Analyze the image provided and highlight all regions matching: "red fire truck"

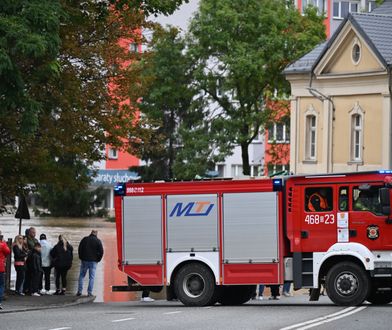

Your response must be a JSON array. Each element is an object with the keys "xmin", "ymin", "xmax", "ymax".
[{"xmin": 113, "ymin": 171, "xmax": 392, "ymax": 307}]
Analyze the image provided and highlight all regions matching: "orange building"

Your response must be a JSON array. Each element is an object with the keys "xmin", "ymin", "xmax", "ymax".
[{"xmin": 264, "ymin": 100, "xmax": 291, "ymax": 176}]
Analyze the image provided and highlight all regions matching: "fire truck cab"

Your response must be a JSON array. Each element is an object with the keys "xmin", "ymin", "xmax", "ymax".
[{"xmin": 113, "ymin": 171, "xmax": 392, "ymax": 306}]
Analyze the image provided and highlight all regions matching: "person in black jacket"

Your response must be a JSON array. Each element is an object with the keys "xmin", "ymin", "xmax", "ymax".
[
  {"xmin": 50, "ymin": 235, "xmax": 73, "ymax": 295},
  {"xmin": 12, "ymin": 235, "xmax": 28, "ymax": 295},
  {"xmin": 77, "ymin": 230, "xmax": 103, "ymax": 296},
  {"xmin": 27, "ymin": 242, "xmax": 43, "ymax": 296}
]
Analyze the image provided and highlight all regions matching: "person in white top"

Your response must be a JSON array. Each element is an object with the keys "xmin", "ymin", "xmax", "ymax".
[{"xmin": 39, "ymin": 234, "xmax": 52, "ymax": 294}]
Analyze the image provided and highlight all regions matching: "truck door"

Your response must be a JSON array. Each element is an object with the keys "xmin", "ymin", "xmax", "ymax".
[
  {"xmin": 300, "ymin": 185, "xmax": 337, "ymax": 252},
  {"xmin": 349, "ymin": 185, "xmax": 392, "ymax": 250}
]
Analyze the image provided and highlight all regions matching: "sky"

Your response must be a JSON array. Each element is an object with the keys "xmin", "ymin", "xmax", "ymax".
[{"xmin": 150, "ymin": 0, "xmax": 200, "ymax": 32}]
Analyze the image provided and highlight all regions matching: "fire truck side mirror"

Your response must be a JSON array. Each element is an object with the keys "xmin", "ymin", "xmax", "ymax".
[{"xmin": 380, "ymin": 187, "xmax": 390, "ymax": 216}]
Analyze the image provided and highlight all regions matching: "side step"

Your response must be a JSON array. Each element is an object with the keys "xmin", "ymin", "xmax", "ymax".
[
  {"xmin": 293, "ymin": 252, "xmax": 314, "ymax": 289},
  {"xmin": 112, "ymin": 285, "xmax": 163, "ymax": 292}
]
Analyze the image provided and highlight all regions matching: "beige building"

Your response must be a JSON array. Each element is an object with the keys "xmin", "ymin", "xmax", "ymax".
[{"xmin": 284, "ymin": 4, "xmax": 392, "ymax": 174}]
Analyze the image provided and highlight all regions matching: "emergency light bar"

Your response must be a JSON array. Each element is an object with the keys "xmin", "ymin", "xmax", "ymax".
[
  {"xmin": 272, "ymin": 179, "xmax": 283, "ymax": 191},
  {"xmin": 114, "ymin": 183, "xmax": 126, "ymax": 196},
  {"xmin": 379, "ymin": 170, "xmax": 392, "ymax": 174}
]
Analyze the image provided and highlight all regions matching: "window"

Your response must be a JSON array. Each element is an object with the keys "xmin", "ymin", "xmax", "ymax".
[
  {"xmin": 250, "ymin": 165, "xmax": 263, "ymax": 177},
  {"xmin": 268, "ymin": 122, "xmax": 290, "ymax": 143},
  {"xmin": 333, "ymin": 2, "xmax": 340, "ymax": 16},
  {"xmin": 339, "ymin": 187, "xmax": 349, "ymax": 211},
  {"xmin": 352, "ymin": 43, "xmax": 361, "ymax": 64},
  {"xmin": 252, "ymin": 128, "xmax": 263, "ymax": 142},
  {"xmin": 108, "ymin": 148, "xmax": 118, "ymax": 160},
  {"xmin": 217, "ymin": 164, "xmax": 225, "ymax": 177},
  {"xmin": 231, "ymin": 164, "xmax": 262, "ymax": 177},
  {"xmin": 129, "ymin": 43, "xmax": 138, "ymax": 53},
  {"xmin": 267, "ymin": 164, "xmax": 290, "ymax": 176},
  {"xmin": 276, "ymin": 124, "xmax": 284, "ymax": 142},
  {"xmin": 333, "ymin": 1, "xmax": 360, "ymax": 19},
  {"xmin": 302, "ymin": 0, "xmax": 326, "ymax": 14},
  {"xmin": 216, "ymin": 78, "xmax": 223, "ymax": 97},
  {"xmin": 305, "ymin": 187, "xmax": 333, "ymax": 212},
  {"xmin": 353, "ymin": 186, "xmax": 382, "ymax": 215},
  {"xmin": 351, "ymin": 114, "xmax": 362, "ymax": 161},
  {"xmin": 305, "ymin": 115, "xmax": 317, "ymax": 160},
  {"xmin": 231, "ymin": 164, "xmax": 244, "ymax": 177},
  {"xmin": 341, "ymin": 1, "xmax": 350, "ymax": 17},
  {"xmin": 368, "ymin": 1, "xmax": 376, "ymax": 12}
]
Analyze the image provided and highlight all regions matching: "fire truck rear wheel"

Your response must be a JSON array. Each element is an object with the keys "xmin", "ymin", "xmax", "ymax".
[
  {"xmin": 174, "ymin": 263, "xmax": 217, "ymax": 307},
  {"xmin": 326, "ymin": 262, "xmax": 370, "ymax": 306},
  {"xmin": 366, "ymin": 289, "xmax": 392, "ymax": 305},
  {"xmin": 218, "ymin": 285, "xmax": 256, "ymax": 306}
]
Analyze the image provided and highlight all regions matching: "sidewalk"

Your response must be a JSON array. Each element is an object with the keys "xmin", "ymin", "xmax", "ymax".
[{"xmin": 1, "ymin": 293, "xmax": 95, "ymax": 314}]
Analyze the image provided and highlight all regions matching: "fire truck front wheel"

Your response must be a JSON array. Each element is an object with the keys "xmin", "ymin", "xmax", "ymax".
[
  {"xmin": 326, "ymin": 262, "xmax": 370, "ymax": 306},
  {"xmin": 174, "ymin": 263, "xmax": 217, "ymax": 307}
]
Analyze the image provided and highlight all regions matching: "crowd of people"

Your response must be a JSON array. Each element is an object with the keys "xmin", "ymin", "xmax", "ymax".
[{"xmin": 0, "ymin": 228, "xmax": 104, "ymax": 310}]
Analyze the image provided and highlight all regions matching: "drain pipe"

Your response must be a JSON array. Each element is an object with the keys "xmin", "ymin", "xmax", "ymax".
[{"xmin": 307, "ymin": 72, "xmax": 336, "ymax": 173}]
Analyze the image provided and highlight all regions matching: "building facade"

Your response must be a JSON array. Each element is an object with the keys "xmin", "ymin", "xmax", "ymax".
[
  {"xmin": 296, "ymin": 0, "xmax": 378, "ymax": 37},
  {"xmin": 285, "ymin": 2, "xmax": 392, "ymax": 174}
]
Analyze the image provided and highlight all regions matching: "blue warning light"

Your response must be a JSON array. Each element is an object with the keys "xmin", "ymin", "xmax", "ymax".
[
  {"xmin": 114, "ymin": 183, "xmax": 126, "ymax": 196},
  {"xmin": 273, "ymin": 179, "xmax": 283, "ymax": 191}
]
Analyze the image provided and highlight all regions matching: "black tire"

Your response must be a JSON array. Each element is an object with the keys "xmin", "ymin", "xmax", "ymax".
[
  {"xmin": 174, "ymin": 263, "xmax": 217, "ymax": 307},
  {"xmin": 326, "ymin": 262, "xmax": 370, "ymax": 306},
  {"xmin": 367, "ymin": 289, "xmax": 392, "ymax": 305},
  {"xmin": 218, "ymin": 285, "xmax": 256, "ymax": 306}
]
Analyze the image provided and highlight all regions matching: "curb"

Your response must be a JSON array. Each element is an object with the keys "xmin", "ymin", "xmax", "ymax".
[{"xmin": 0, "ymin": 295, "xmax": 96, "ymax": 314}]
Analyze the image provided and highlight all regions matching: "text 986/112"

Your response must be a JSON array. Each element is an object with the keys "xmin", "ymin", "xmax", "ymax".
[{"xmin": 126, "ymin": 187, "xmax": 145, "ymax": 194}]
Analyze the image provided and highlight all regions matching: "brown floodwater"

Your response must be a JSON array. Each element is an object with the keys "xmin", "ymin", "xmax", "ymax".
[{"xmin": 0, "ymin": 214, "xmax": 137, "ymax": 302}]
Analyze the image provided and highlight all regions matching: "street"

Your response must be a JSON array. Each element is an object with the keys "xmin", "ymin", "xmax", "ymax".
[{"xmin": 1, "ymin": 295, "xmax": 390, "ymax": 330}]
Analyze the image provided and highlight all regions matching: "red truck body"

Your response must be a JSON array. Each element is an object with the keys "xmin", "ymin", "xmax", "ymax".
[{"xmin": 114, "ymin": 171, "xmax": 392, "ymax": 306}]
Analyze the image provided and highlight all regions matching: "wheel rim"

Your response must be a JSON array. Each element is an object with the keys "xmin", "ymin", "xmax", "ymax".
[
  {"xmin": 335, "ymin": 271, "xmax": 359, "ymax": 297},
  {"xmin": 183, "ymin": 273, "xmax": 205, "ymax": 298}
]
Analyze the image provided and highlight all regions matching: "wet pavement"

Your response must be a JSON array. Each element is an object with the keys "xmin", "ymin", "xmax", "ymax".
[{"xmin": 0, "ymin": 213, "xmax": 137, "ymax": 303}]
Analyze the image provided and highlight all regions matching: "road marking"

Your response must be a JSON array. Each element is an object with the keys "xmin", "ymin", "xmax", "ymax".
[
  {"xmin": 48, "ymin": 328, "xmax": 72, "ymax": 330},
  {"xmin": 203, "ymin": 306, "xmax": 212, "ymax": 309},
  {"xmin": 280, "ymin": 306, "xmax": 356, "ymax": 329},
  {"xmin": 297, "ymin": 306, "xmax": 367, "ymax": 330},
  {"xmin": 111, "ymin": 317, "xmax": 136, "ymax": 323},
  {"xmin": 280, "ymin": 306, "xmax": 367, "ymax": 330},
  {"xmin": 163, "ymin": 311, "xmax": 182, "ymax": 315}
]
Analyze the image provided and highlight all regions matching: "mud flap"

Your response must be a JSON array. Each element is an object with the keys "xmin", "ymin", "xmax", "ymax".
[{"xmin": 309, "ymin": 288, "xmax": 320, "ymax": 301}]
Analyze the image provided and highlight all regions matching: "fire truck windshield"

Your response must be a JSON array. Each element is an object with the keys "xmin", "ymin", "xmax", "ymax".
[{"xmin": 353, "ymin": 186, "xmax": 383, "ymax": 215}]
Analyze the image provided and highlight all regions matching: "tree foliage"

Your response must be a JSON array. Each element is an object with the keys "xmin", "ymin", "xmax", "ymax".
[
  {"xmin": 186, "ymin": 0, "xmax": 326, "ymax": 175},
  {"xmin": 37, "ymin": 157, "xmax": 108, "ymax": 217},
  {"xmin": 128, "ymin": 27, "xmax": 231, "ymax": 180},
  {"xmin": 0, "ymin": 0, "xmax": 188, "ymax": 198}
]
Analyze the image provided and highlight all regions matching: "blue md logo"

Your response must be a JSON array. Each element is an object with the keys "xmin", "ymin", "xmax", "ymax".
[{"xmin": 169, "ymin": 201, "xmax": 214, "ymax": 217}]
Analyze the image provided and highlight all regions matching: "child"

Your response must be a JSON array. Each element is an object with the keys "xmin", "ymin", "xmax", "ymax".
[{"xmin": 27, "ymin": 242, "xmax": 43, "ymax": 296}]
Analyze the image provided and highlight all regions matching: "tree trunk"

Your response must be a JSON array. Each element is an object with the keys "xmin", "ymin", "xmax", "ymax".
[{"xmin": 241, "ymin": 142, "xmax": 251, "ymax": 176}]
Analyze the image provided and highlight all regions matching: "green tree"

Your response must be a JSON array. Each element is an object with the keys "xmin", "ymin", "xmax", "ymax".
[
  {"xmin": 187, "ymin": 0, "xmax": 326, "ymax": 175},
  {"xmin": 37, "ymin": 157, "xmax": 102, "ymax": 217},
  {"xmin": 0, "ymin": 0, "xmax": 189, "ymax": 200},
  {"xmin": 0, "ymin": 0, "xmax": 62, "ymax": 196},
  {"xmin": 128, "ymin": 27, "xmax": 231, "ymax": 180}
]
